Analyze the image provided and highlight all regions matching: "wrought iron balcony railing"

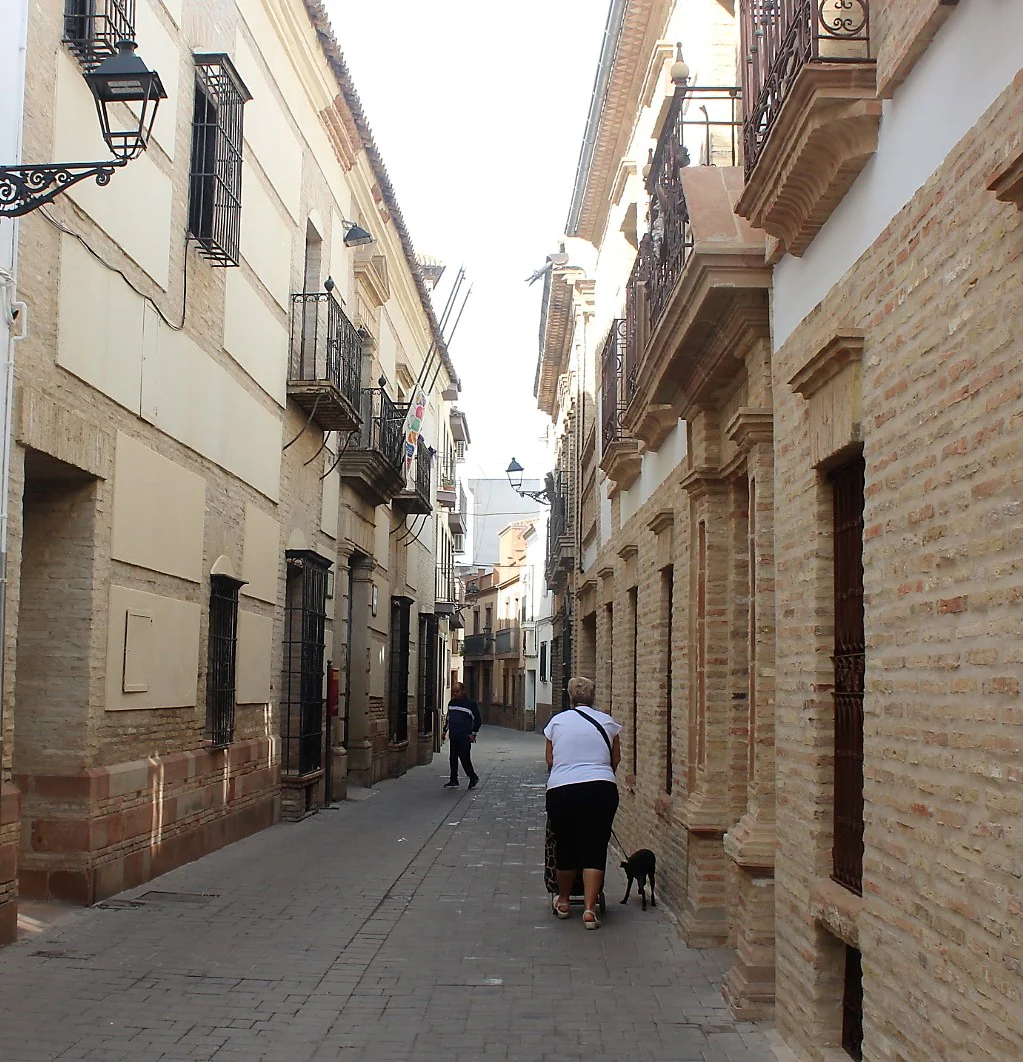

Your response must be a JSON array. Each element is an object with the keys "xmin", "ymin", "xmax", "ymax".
[
  {"xmin": 394, "ymin": 434, "xmax": 432, "ymax": 515},
  {"xmin": 355, "ymin": 387, "xmax": 404, "ymax": 474},
  {"xmin": 463, "ymin": 632, "xmax": 494, "ymax": 659},
  {"xmin": 436, "ymin": 561, "xmax": 456, "ymax": 605},
  {"xmin": 545, "ymin": 470, "xmax": 570, "ymax": 577},
  {"xmin": 625, "ymin": 253, "xmax": 645, "ymax": 402},
  {"xmin": 289, "ymin": 285, "xmax": 362, "ymax": 431},
  {"xmin": 645, "ymin": 82, "xmax": 740, "ymax": 330},
  {"xmin": 600, "ymin": 319, "xmax": 628, "ymax": 454},
  {"xmin": 741, "ymin": 0, "xmax": 872, "ymax": 177},
  {"xmin": 495, "ymin": 626, "xmax": 521, "ymax": 658}
]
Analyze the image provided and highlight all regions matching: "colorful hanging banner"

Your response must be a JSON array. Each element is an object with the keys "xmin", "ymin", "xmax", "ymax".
[{"xmin": 402, "ymin": 388, "xmax": 427, "ymax": 486}]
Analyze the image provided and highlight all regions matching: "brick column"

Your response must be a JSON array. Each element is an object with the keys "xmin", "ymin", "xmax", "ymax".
[
  {"xmin": 677, "ymin": 465, "xmax": 731, "ymax": 946},
  {"xmin": 723, "ymin": 423, "xmax": 778, "ymax": 1019}
]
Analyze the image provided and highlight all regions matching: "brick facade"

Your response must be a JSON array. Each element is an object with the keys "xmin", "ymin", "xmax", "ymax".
[
  {"xmin": 771, "ymin": 67, "xmax": 1023, "ymax": 1062},
  {"xmin": 0, "ymin": 0, "xmax": 455, "ymax": 938},
  {"xmin": 535, "ymin": 3, "xmax": 1023, "ymax": 1061}
]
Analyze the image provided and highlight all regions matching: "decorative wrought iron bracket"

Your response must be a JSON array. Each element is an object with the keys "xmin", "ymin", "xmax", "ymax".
[{"xmin": 0, "ymin": 160, "xmax": 126, "ymax": 218}]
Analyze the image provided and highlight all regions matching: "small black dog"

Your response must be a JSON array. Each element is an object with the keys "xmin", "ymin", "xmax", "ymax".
[{"xmin": 620, "ymin": 849, "xmax": 656, "ymax": 910}]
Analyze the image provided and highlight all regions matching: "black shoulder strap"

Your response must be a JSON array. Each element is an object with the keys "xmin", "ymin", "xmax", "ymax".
[{"xmin": 570, "ymin": 708, "xmax": 613, "ymax": 757}]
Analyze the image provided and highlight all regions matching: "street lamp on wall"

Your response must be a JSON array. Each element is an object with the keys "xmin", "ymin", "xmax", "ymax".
[
  {"xmin": 341, "ymin": 218, "xmax": 374, "ymax": 247},
  {"xmin": 505, "ymin": 457, "xmax": 553, "ymax": 506},
  {"xmin": 0, "ymin": 39, "xmax": 166, "ymax": 218}
]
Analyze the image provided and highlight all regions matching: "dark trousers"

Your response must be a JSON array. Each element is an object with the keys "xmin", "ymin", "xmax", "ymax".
[{"xmin": 449, "ymin": 734, "xmax": 477, "ymax": 783}]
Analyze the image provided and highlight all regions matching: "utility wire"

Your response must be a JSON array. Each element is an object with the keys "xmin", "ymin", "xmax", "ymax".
[{"xmin": 41, "ymin": 208, "xmax": 189, "ymax": 332}]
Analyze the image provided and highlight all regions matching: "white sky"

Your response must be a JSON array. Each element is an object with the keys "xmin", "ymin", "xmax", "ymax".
[{"xmin": 325, "ymin": 0, "xmax": 609, "ymax": 480}]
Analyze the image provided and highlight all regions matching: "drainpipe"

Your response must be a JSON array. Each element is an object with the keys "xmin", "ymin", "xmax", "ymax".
[{"xmin": 0, "ymin": 0, "xmax": 29, "ymax": 778}]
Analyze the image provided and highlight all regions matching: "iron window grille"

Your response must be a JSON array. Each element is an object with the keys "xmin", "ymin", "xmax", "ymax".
[
  {"xmin": 206, "ymin": 574, "xmax": 241, "ymax": 749},
  {"xmin": 281, "ymin": 552, "xmax": 329, "ymax": 776},
  {"xmin": 417, "ymin": 614, "xmax": 439, "ymax": 737},
  {"xmin": 842, "ymin": 945, "xmax": 864, "ymax": 1059},
  {"xmin": 63, "ymin": 0, "xmax": 135, "ymax": 71},
  {"xmin": 831, "ymin": 455, "xmax": 866, "ymax": 895},
  {"xmin": 388, "ymin": 597, "xmax": 412, "ymax": 743},
  {"xmin": 539, "ymin": 641, "xmax": 548, "ymax": 683},
  {"xmin": 188, "ymin": 54, "xmax": 250, "ymax": 267}
]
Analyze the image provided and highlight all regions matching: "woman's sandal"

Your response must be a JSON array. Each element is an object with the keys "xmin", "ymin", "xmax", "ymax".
[
  {"xmin": 583, "ymin": 909, "xmax": 601, "ymax": 930},
  {"xmin": 552, "ymin": 897, "xmax": 571, "ymax": 919}
]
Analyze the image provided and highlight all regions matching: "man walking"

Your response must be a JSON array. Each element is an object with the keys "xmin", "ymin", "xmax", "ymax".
[{"xmin": 443, "ymin": 681, "xmax": 481, "ymax": 789}]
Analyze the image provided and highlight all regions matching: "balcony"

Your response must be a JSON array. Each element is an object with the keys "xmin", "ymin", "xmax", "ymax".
[
  {"xmin": 288, "ymin": 285, "xmax": 362, "ymax": 432},
  {"xmin": 599, "ymin": 318, "xmax": 642, "ymax": 492},
  {"xmin": 495, "ymin": 622, "xmax": 521, "ymax": 659},
  {"xmin": 450, "ymin": 408, "xmax": 470, "ymax": 444},
  {"xmin": 437, "ymin": 454, "xmax": 457, "ymax": 509},
  {"xmin": 335, "ymin": 388, "xmax": 405, "ymax": 507},
  {"xmin": 463, "ymin": 632, "xmax": 494, "ymax": 660},
  {"xmin": 435, "ymin": 562, "xmax": 457, "ymax": 616},
  {"xmin": 619, "ymin": 76, "xmax": 771, "ymax": 465},
  {"xmin": 449, "ymin": 484, "xmax": 468, "ymax": 536},
  {"xmin": 544, "ymin": 470, "xmax": 574, "ymax": 587},
  {"xmin": 736, "ymin": 0, "xmax": 878, "ymax": 255},
  {"xmin": 393, "ymin": 436, "xmax": 432, "ymax": 515}
]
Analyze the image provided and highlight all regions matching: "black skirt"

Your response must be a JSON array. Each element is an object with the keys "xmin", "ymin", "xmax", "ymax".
[{"xmin": 545, "ymin": 780, "xmax": 619, "ymax": 873}]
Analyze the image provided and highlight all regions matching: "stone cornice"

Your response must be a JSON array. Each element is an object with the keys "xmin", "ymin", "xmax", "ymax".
[
  {"xmin": 617, "ymin": 543, "xmax": 638, "ymax": 561},
  {"xmin": 679, "ymin": 466, "xmax": 727, "ymax": 500},
  {"xmin": 597, "ymin": 565, "xmax": 615, "ymax": 582},
  {"xmin": 789, "ymin": 330, "xmax": 865, "ymax": 398},
  {"xmin": 570, "ymin": 0, "xmax": 672, "ymax": 243},
  {"xmin": 354, "ymin": 251, "xmax": 389, "ymax": 308},
  {"xmin": 646, "ymin": 508, "xmax": 674, "ymax": 535},
  {"xmin": 536, "ymin": 267, "xmax": 580, "ymax": 418},
  {"xmin": 735, "ymin": 63, "xmax": 880, "ymax": 256},
  {"xmin": 726, "ymin": 408, "xmax": 774, "ymax": 453},
  {"xmin": 632, "ymin": 404, "xmax": 678, "ymax": 451},
  {"xmin": 599, "ymin": 436, "xmax": 643, "ymax": 494}
]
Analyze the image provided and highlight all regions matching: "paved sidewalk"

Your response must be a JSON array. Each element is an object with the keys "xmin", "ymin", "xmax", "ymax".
[{"xmin": 0, "ymin": 730, "xmax": 775, "ymax": 1062}]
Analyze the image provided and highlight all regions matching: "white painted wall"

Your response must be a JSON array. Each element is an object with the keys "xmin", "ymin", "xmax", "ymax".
[
  {"xmin": 621, "ymin": 419, "xmax": 687, "ymax": 525},
  {"xmin": 773, "ymin": 0, "xmax": 1023, "ymax": 349}
]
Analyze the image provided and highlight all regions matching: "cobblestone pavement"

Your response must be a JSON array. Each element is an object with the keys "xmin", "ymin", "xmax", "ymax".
[{"xmin": 0, "ymin": 730, "xmax": 777, "ymax": 1062}]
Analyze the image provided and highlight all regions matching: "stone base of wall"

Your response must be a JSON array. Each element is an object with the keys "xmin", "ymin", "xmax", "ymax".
[
  {"xmin": 0, "ymin": 782, "xmax": 20, "ymax": 944},
  {"xmin": 722, "ymin": 866, "xmax": 776, "ymax": 1020},
  {"xmin": 678, "ymin": 832, "xmax": 729, "ymax": 947},
  {"xmin": 329, "ymin": 747, "xmax": 348, "ymax": 802},
  {"xmin": 15, "ymin": 738, "xmax": 279, "ymax": 906},
  {"xmin": 281, "ymin": 769, "xmax": 322, "ymax": 821},
  {"xmin": 387, "ymin": 740, "xmax": 409, "ymax": 778}
]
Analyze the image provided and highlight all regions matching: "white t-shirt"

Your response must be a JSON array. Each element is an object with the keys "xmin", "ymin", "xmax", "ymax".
[{"xmin": 543, "ymin": 707, "xmax": 622, "ymax": 789}]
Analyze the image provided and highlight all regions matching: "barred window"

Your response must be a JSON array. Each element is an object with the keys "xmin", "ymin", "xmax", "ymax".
[
  {"xmin": 189, "ymin": 54, "xmax": 250, "ymax": 267},
  {"xmin": 64, "ymin": 0, "xmax": 134, "ymax": 71},
  {"xmin": 207, "ymin": 575, "xmax": 241, "ymax": 748},
  {"xmin": 539, "ymin": 641, "xmax": 547, "ymax": 684}
]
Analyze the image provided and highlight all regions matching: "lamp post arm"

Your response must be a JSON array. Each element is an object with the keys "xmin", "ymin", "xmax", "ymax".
[{"xmin": 0, "ymin": 160, "xmax": 127, "ymax": 218}]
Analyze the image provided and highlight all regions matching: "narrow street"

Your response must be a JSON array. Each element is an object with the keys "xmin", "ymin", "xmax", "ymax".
[{"xmin": 0, "ymin": 731, "xmax": 775, "ymax": 1062}]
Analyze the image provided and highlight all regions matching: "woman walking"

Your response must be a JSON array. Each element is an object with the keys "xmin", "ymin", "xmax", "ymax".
[{"xmin": 543, "ymin": 676, "xmax": 621, "ymax": 929}]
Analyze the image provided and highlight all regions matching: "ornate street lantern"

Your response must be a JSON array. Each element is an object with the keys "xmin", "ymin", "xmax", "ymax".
[{"xmin": 0, "ymin": 39, "xmax": 165, "ymax": 217}]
